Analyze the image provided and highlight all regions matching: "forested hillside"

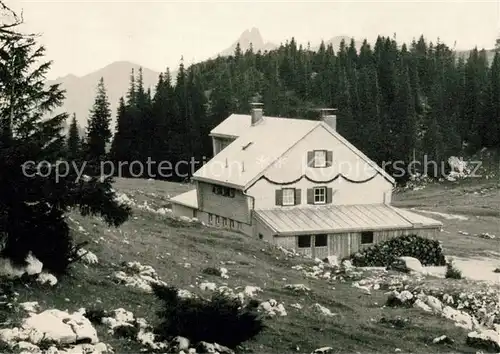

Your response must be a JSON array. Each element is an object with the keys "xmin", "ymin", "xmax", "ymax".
[{"xmin": 103, "ymin": 36, "xmax": 500, "ymax": 182}]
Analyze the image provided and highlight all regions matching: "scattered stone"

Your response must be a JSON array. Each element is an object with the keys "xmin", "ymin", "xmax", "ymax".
[
  {"xmin": 311, "ymin": 303, "xmax": 336, "ymax": 317},
  {"xmin": 478, "ymin": 233, "xmax": 496, "ymax": 239},
  {"xmin": 323, "ymin": 255, "xmax": 339, "ymax": 267},
  {"xmin": 77, "ymin": 248, "xmax": 99, "ymax": 264},
  {"xmin": 311, "ymin": 347, "xmax": 333, "ymax": 354},
  {"xmin": 432, "ymin": 335, "xmax": 454, "ymax": 344},
  {"xmin": 389, "ymin": 256, "xmax": 424, "ymax": 274},
  {"xmin": 259, "ymin": 299, "xmax": 287, "ymax": 317},
  {"xmin": 37, "ymin": 272, "xmax": 58, "ymax": 286},
  {"xmin": 284, "ymin": 284, "xmax": 311, "ymax": 292},
  {"xmin": 19, "ymin": 302, "xmax": 39, "ymax": 314}
]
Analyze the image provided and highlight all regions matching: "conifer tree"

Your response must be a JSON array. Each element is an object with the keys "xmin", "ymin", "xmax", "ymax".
[
  {"xmin": 0, "ymin": 2, "xmax": 130, "ymax": 274},
  {"xmin": 86, "ymin": 77, "xmax": 112, "ymax": 163},
  {"xmin": 67, "ymin": 113, "xmax": 81, "ymax": 160}
]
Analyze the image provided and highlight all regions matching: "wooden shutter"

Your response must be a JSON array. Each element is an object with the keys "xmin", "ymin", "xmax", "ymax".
[
  {"xmin": 307, "ymin": 151, "xmax": 314, "ymax": 167},
  {"xmin": 275, "ymin": 189, "xmax": 283, "ymax": 206},
  {"xmin": 326, "ymin": 188, "xmax": 333, "ymax": 203},
  {"xmin": 294, "ymin": 189, "xmax": 301, "ymax": 205},
  {"xmin": 326, "ymin": 151, "xmax": 333, "ymax": 167},
  {"xmin": 307, "ymin": 188, "xmax": 314, "ymax": 204}
]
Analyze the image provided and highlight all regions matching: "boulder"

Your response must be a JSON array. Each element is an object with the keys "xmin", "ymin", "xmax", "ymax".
[
  {"xmin": 23, "ymin": 309, "xmax": 98, "ymax": 344},
  {"xmin": 389, "ymin": 257, "xmax": 424, "ymax": 274},
  {"xmin": 466, "ymin": 329, "xmax": 500, "ymax": 352}
]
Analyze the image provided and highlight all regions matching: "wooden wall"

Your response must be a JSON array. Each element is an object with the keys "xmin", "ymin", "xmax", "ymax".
[{"xmin": 273, "ymin": 227, "xmax": 440, "ymax": 259}]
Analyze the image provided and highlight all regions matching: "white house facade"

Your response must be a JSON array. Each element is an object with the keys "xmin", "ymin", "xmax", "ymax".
[{"xmin": 169, "ymin": 105, "xmax": 442, "ymax": 258}]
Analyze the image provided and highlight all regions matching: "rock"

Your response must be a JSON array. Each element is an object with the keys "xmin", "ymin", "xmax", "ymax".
[
  {"xmin": 196, "ymin": 341, "xmax": 234, "ymax": 354},
  {"xmin": 387, "ymin": 290, "xmax": 413, "ymax": 307},
  {"xmin": 170, "ymin": 336, "xmax": 190, "ymax": 351},
  {"xmin": 467, "ymin": 330, "xmax": 500, "ymax": 352},
  {"xmin": 37, "ymin": 272, "xmax": 58, "ymax": 286},
  {"xmin": 389, "ymin": 257, "xmax": 424, "ymax": 274},
  {"xmin": 424, "ymin": 295, "xmax": 443, "ymax": 313},
  {"xmin": 341, "ymin": 260, "xmax": 354, "ymax": 270},
  {"xmin": 200, "ymin": 282, "xmax": 217, "ymax": 291},
  {"xmin": 323, "ymin": 255, "xmax": 339, "ymax": 267},
  {"xmin": 442, "ymin": 306, "xmax": 474, "ymax": 330},
  {"xmin": 311, "ymin": 303, "xmax": 336, "ymax": 317},
  {"xmin": 243, "ymin": 286, "xmax": 262, "ymax": 297},
  {"xmin": 284, "ymin": 284, "xmax": 310, "ymax": 292},
  {"xmin": 413, "ymin": 299, "xmax": 432, "ymax": 312},
  {"xmin": 20, "ymin": 302, "xmax": 39, "ymax": 314},
  {"xmin": 312, "ymin": 347, "xmax": 333, "ymax": 354},
  {"xmin": 23, "ymin": 309, "xmax": 98, "ymax": 344},
  {"xmin": 432, "ymin": 335, "xmax": 454, "ymax": 344}
]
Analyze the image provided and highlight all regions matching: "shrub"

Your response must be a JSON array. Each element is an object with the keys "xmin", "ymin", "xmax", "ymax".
[
  {"xmin": 152, "ymin": 284, "xmax": 264, "ymax": 348},
  {"xmin": 114, "ymin": 325, "xmax": 139, "ymax": 340},
  {"xmin": 351, "ymin": 234, "xmax": 446, "ymax": 267},
  {"xmin": 445, "ymin": 260, "xmax": 462, "ymax": 279},
  {"xmin": 84, "ymin": 308, "xmax": 108, "ymax": 325},
  {"xmin": 202, "ymin": 267, "xmax": 222, "ymax": 276}
]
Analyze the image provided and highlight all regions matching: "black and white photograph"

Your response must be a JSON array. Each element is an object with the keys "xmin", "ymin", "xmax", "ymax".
[{"xmin": 0, "ymin": 0, "xmax": 499, "ymax": 353}]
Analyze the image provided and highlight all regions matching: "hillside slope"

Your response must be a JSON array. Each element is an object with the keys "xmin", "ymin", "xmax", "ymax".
[{"xmin": 1, "ymin": 178, "xmax": 499, "ymax": 353}]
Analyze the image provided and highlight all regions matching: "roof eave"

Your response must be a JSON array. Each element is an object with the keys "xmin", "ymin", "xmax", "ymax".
[
  {"xmin": 191, "ymin": 175, "xmax": 244, "ymax": 190},
  {"xmin": 272, "ymin": 224, "xmax": 441, "ymax": 237},
  {"xmin": 209, "ymin": 132, "xmax": 240, "ymax": 139}
]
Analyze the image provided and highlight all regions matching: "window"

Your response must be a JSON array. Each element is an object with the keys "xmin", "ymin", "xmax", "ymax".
[
  {"xmin": 259, "ymin": 233, "xmax": 263, "ymax": 240},
  {"xmin": 215, "ymin": 216, "xmax": 220, "ymax": 225},
  {"xmin": 229, "ymin": 220, "xmax": 235, "ymax": 228},
  {"xmin": 314, "ymin": 150, "xmax": 327, "ymax": 168},
  {"xmin": 222, "ymin": 217, "xmax": 227, "ymax": 226},
  {"xmin": 212, "ymin": 185, "xmax": 235, "ymax": 198},
  {"xmin": 208, "ymin": 214, "xmax": 213, "ymax": 224},
  {"xmin": 361, "ymin": 231, "xmax": 374, "ymax": 244},
  {"xmin": 315, "ymin": 234, "xmax": 328, "ymax": 247},
  {"xmin": 237, "ymin": 222, "xmax": 242, "ymax": 230},
  {"xmin": 298, "ymin": 235, "xmax": 311, "ymax": 248},
  {"xmin": 314, "ymin": 187, "xmax": 326, "ymax": 204},
  {"xmin": 282, "ymin": 188, "xmax": 295, "ymax": 206}
]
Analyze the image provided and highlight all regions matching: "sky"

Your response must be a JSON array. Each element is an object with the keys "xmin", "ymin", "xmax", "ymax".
[{"xmin": 7, "ymin": 0, "xmax": 500, "ymax": 80}]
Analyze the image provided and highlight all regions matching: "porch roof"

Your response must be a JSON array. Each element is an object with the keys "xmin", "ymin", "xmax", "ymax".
[
  {"xmin": 169, "ymin": 189, "xmax": 198, "ymax": 209},
  {"xmin": 254, "ymin": 204, "xmax": 442, "ymax": 236}
]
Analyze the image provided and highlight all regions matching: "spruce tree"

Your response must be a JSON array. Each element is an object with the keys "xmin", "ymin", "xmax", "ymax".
[
  {"xmin": 86, "ymin": 77, "xmax": 112, "ymax": 163},
  {"xmin": 0, "ymin": 3, "xmax": 130, "ymax": 274},
  {"xmin": 67, "ymin": 113, "xmax": 81, "ymax": 160}
]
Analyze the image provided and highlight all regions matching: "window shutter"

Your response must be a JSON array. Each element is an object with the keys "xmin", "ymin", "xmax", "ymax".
[
  {"xmin": 294, "ymin": 189, "xmax": 301, "ymax": 205},
  {"xmin": 326, "ymin": 188, "xmax": 333, "ymax": 203},
  {"xmin": 307, "ymin": 151, "xmax": 314, "ymax": 167},
  {"xmin": 307, "ymin": 188, "xmax": 314, "ymax": 204},
  {"xmin": 275, "ymin": 189, "xmax": 283, "ymax": 206},
  {"xmin": 326, "ymin": 151, "xmax": 333, "ymax": 167}
]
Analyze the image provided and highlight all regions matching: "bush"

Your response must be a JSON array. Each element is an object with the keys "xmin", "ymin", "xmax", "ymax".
[
  {"xmin": 445, "ymin": 260, "xmax": 462, "ymax": 279},
  {"xmin": 351, "ymin": 234, "xmax": 446, "ymax": 267},
  {"xmin": 202, "ymin": 267, "xmax": 222, "ymax": 276},
  {"xmin": 84, "ymin": 308, "xmax": 108, "ymax": 325},
  {"xmin": 152, "ymin": 284, "xmax": 264, "ymax": 348},
  {"xmin": 114, "ymin": 325, "xmax": 139, "ymax": 340}
]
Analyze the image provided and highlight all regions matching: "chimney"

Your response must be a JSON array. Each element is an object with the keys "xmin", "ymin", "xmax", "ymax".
[
  {"xmin": 319, "ymin": 108, "xmax": 337, "ymax": 131},
  {"xmin": 250, "ymin": 102, "xmax": 264, "ymax": 126}
]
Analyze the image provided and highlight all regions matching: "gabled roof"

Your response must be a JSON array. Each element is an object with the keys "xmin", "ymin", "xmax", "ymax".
[
  {"xmin": 254, "ymin": 204, "xmax": 442, "ymax": 236},
  {"xmin": 193, "ymin": 114, "xmax": 395, "ymax": 189}
]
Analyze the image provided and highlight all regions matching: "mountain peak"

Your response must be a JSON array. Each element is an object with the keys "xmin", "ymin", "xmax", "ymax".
[{"xmin": 220, "ymin": 27, "xmax": 276, "ymax": 56}]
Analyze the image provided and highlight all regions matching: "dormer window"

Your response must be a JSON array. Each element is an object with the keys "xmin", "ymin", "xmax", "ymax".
[
  {"xmin": 307, "ymin": 150, "xmax": 332, "ymax": 168},
  {"xmin": 314, "ymin": 150, "xmax": 327, "ymax": 167}
]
